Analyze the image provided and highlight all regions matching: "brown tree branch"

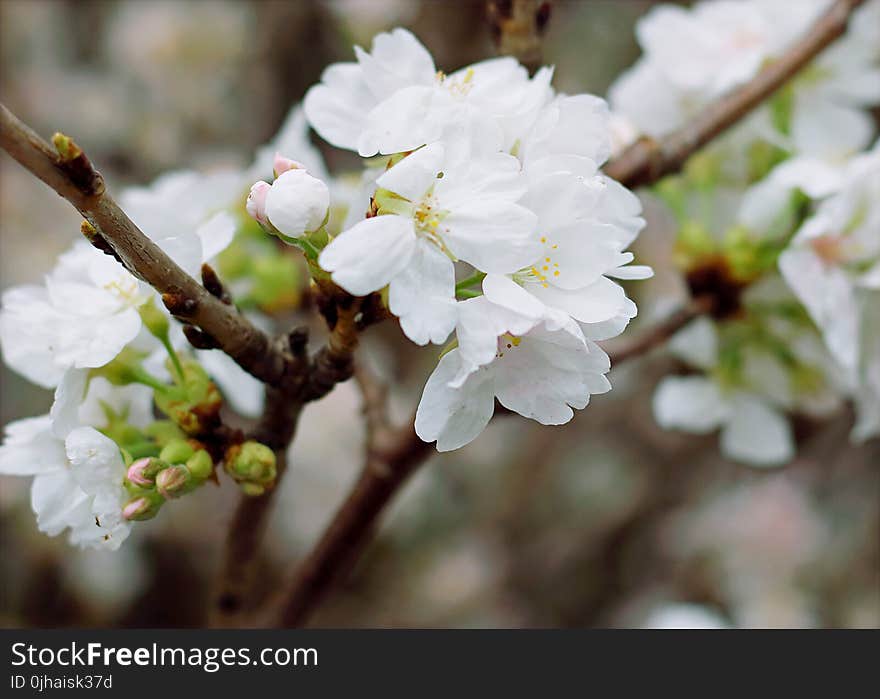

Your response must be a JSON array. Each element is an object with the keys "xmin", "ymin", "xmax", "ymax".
[
  {"xmin": 271, "ymin": 380, "xmax": 431, "ymax": 627},
  {"xmin": 266, "ymin": 292, "xmax": 716, "ymax": 626},
  {"xmin": 487, "ymin": 0, "xmax": 552, "ymax": 73},
  {"xmin": 0, "ymin": 102, "xmax": 289, "ymax": 385},
  {"xmin": 603, "ymin": 0, "xmax": 866, "ymax": 188}
]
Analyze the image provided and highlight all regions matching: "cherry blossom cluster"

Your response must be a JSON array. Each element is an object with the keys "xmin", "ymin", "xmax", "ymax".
[
  {"xmin": 247, "ymin": 28, "xmax": 652, "ymax": 451},
  {"xmin": 609, "ymin": 0, "xmax": 880, "ymax": 161},
  {"xmin": 0, "ymin": 112, "xmax": 328, "ymax": 548},
  {"xmin": 607, "ymin": 0, "xmax": 879, "ymax": 465}
]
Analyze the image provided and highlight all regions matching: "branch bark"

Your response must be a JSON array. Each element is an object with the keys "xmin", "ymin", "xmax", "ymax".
[
  {"xmin": 267, "ymin": 296, "xmax": 715, "ymax": 627},
  {"xmin": 487, "ymin": 0, "xmax": 552, "ymax": 73},
  {"xmin": 0, "ymin": 102, "xmax": 288, "ymax": 385},
  {"xmin": 603, "ymin": 0, "xmax": 866, "ymax": 188}
]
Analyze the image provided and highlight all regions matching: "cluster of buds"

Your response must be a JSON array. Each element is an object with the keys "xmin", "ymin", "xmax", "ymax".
[
  {"xmin": 223, "ymin": 440, "xmax": 277, "ymax": 496},
  {"xmin": 154, "ymin": 358, "xmax": 223, "ymax": 436},
  {"xmin": 122, "ymin": 438, "xmax": 215, "ymax": 521}
]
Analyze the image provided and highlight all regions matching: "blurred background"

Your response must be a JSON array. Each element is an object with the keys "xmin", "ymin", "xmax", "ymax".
[{"xmin": 1, "ymin": 0, "xmax": 877, "ymax": 629}]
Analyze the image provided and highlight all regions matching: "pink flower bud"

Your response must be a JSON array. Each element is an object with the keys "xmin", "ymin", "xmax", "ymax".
[
  {"xmin": 156, "ymin": 465, "xmax": 191, "ymax": 499},
  {"xmin": 246, "ymin": 180, "xmax": 271, "ymax": 226},
  {"xmin": 273, "ymin": 152, "xmax": 304, "ymax": 178},
  {"xmin": 123, "ymin": 497, "xmax": 151, "ymax": 521},
  {"xmin": 127, "ymin": 458, "xmax": 157, "ymax": 488}
]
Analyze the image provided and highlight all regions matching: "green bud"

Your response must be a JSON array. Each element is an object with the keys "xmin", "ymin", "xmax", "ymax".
[
  {"xmin": 224, "ymin": 441, "xmax": 276, "ymax": 494},
  {"xmin": 52, "ymin": 132, "xmax": 82, "ymax": 161},
  {"xmin": 241, "ymin": 482, "xmax": 267, "ymax": 496},
  {"xmin": 139, "ymin": 298, "xmax": 171, "ymax": 342},
  {"xmin": 186, "ymin": 449, "xmax": 214, "ymax": 481},
  {"xmin": 144, "ymin": 420, "xmax": 186, "ymax": 447},
  {"xmin": 154, "ymin": 359, "xmax": 222, "ymax": 435},
  {"xmin": 159, "ymin": 438, "xmax": 196, "ymax": 465}
]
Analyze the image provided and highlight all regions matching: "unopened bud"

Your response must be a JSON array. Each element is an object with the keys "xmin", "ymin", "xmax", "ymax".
[
  {"xmin": 123, "ymin": 493, "xmax": 163, "ymax": 521},
  {"xmin": 186, "ymin": 449, "xmax": 214, "ymax": 481},
  {"xmin": 224, "ymin": 441, "xmax": 276, "ymax": 493},
  {"xmin": 159, "ymin": 438, "xmax": 195, "ymax": 465},
  {"xmin": 246, "ymin": 181, "xmax": 271, "ymax": 226},
  {"xmin": 241, "ymin": 482, "xmax": 267, "ymax": 496},
  {"xmin": 126, "ymin": 457, "xmax": 165, "ymax": 488},
  {"xmin": 154, "ymin": 359, "xmax": 223, "ymax": 435},
  {"xmin": 144, "ymin": 420, "xmax": 186, "ymax": 447},
  {"xmin": 273, "ymin": 152, "xmax": 304, "ymax": 178},
  {"xmin": 52, "ymin": 132, "xmax": 82, "ymax": 161},
  {"xmin": 155, "ymin": 465, "xmax": 192, "ymax": 499},
  {"xmin": 264, "ymin": 169, "xmax": 330, "ymax": 240}
]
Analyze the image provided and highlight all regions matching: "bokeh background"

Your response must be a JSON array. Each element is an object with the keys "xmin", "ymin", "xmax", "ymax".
[{"xmin": 1, "ymin": 0, "xmax": 877, "ymax": 628}]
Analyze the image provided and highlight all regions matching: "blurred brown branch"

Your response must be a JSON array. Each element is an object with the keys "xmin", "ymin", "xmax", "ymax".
[
  {"xmin": 487, "ymin": 0, "xmax": 552, "ymax": 72},
  {"xmin": 604, "ymin": 0, "xmax": 866, "ymax": 188},
  {"xmin": 603, "ymin": 296, "xmax": 714, "ymax": 365}
]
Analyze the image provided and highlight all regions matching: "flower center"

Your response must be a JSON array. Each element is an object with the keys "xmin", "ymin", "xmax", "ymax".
[
  {"xmin": 103, "ymin": 276, "xmax": 141, "ymax": 304},
  {"xmin": 413, "ymin": 193, "xmax": 454, "ymax": 258},
  {"xmin": 436, "ymin": 67, "xmax": 475, "ymax": 98},
  {"xmin": 496, "ymin": 333, "xmax": 522, "ymax": 358},
  {"xmin": 514, "ymin": 234, "xmax": 560, "ymax": 288}
]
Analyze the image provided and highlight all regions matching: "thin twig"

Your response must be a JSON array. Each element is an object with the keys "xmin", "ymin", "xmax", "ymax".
[
  {"xmin": 604, "ymin": 0, "xmax": 866, "ymax": 188},
  {"xmin": 605, "ymin": 296, "xmax": 713, "ymax": 366},
  {"xmin": 0, "ymin": 103, "xmax": 288, "ymax": 385}
]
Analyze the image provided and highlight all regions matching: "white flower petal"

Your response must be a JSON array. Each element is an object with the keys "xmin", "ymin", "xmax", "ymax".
[
  {"xmin": 388, "ymin": 240, "xmax": 456, "ymax": 345},
  {"xmin": 415, "ymin": 349, "xmax": 496, "ymax": 452},
  {"xmin": 65, "ymin": 426, "xmax": 126, "ymax": 497},
  {"xmin": 319, "ymin": 215, "xmax": 417, "ymax": 296},
  {"xmin": 720, "ymin": 395, "xmax": 794, "ymax": 466},
  {"xmin": 0, "ymin": 416, "xmax": 67, "ymax": 476},
  {"xmin": 653, "ymin": 376, "xmax": 729, "ymax": 433},
  {"xmin": 376, "ymin": 142, "xmax": 445, "ymax": 202},
  {"xmin": 443, "ymin": 200, "xmax": 540, "ymax": 273},
  {"xmin": 50, "ymin": 369, "xmax": 90, "ymax": 439}
]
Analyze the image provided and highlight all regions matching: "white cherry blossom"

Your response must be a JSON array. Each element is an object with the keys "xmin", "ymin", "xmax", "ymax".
[
  {"xmin": 779, "ymin": 143, "xmax": 880, "ymax": 440},
  {"xmin": 652, "ymin": 296, "xmax": 843, "ymax": 466},
  {"xmin": 304, "ymin": 27, "xmax": 552, "ymax": 156},
  {"xmin": 481, "ymin": 167, "xmax": 650, "ymax": 333},
  {"xmin": 0, "ymin": 377, "xmax": 149, "ymax": 549},
  {"xmin": 415, "ymin": 296, "xmax": 611, "ymax": 451},
  {"xmin": 319, "ymin": 142, "xmax": 539, "ymax": 345}
]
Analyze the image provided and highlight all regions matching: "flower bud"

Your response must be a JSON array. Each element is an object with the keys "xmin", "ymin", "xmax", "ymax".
[
  {"xmin": 186, "ymin": 449, "xmax": 214, "ymax": 481},
  {"xmin": 159, "ymin": 438, "xmax": 195, "ymax": 465},
  {"xmin": 273, "ymin": 152, "xmax": 304, "ymax": 177},
  {"xmin": 246, "ymin": 181, "xmax": 271, "ymax": 226},
  {"xmin": 264, "ymin": 169, "xmax": 330, "ymax": 240},
  {"xmin": 123, "ymin": 493, "xmax": 163, "ymax": 521},
  {"xmin": 224, "ymin": 441, "xmax": 277, "ymax": 493},
  {"xmin": 154, "ymin": 359, "xmax": 223, "ymax": 435},
  {"xmin": 241, "ymin": 482, "xmax": 267, "ymax": 496},
  {"xmin": 127, "ymin": 457, "xmax": 161, "ymax": 488},
  {"xmin": 155, "ymin": 465, "xmax": 192, "ymax": 499},
  {"xmin": 144, "ymin": 420, "xmax": 186, "ymax": 448}
]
